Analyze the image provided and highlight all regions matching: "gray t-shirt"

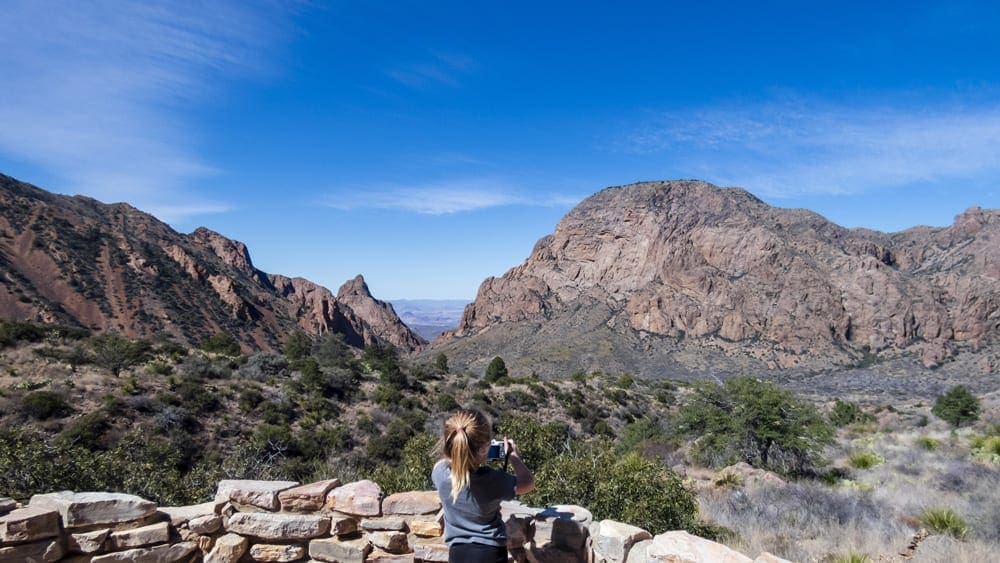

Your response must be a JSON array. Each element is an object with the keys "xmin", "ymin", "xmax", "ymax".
[{"xmin": 432, "ymin": 460, "xmax": 517, "ymax": 546}]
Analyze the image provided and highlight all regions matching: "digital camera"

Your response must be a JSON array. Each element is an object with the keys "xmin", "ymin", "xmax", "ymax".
[{"xmin": 486, "ymin": 439, "xmax": 506, "ymax": 460}]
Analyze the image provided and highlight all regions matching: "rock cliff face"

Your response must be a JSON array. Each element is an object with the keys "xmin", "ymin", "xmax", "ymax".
[
  {"xmin": 437, "ymin": 181, "xmax": 999, "ymax": 375},
  {"xmin": 0, "ymin": 173, "xmax": 424, "ymax": 352}
]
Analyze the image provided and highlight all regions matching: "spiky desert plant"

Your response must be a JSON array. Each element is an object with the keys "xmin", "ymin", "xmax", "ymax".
[{"xmin": 920, "ymin": 508, "xmax": 969, "ymax": 539}]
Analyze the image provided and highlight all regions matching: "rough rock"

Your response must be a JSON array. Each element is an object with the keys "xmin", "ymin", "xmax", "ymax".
[
  {"xmin": 309, "ymin": 536, "xmax": 372, "ymax": 563},
  {"xmin": 278, "ymin": 479, "xmax": 340, "ymax": 512},
  {"xmin": 754, "ymin": 552, "xmax": 794, "ymax": 563},
  {"xmin": 68, "ymin": 528, "xmax": 111, "ymax": 554},
  {"xmin": 0, "ymin": 538, "xmax": 63, "ymax": 562},
  {"xmin": 337, "ymin": 275, "xmax": 426, "ymax": 352},
  {"xmin": 368, "ymin": 530, "xmax": 408, "ymax": 553},
  {"xmin": 106, "ymin": 521, "xmax": 170, "ymax": 550},
  {"xmin": 158, "ymin": 500, "xmax": 223, "ymax": 526},
  {"xmin": 533, "ymin": 508, "xmax": 589, "ymax": 552},
  {"xmin": 227, "ymin": 512, "xmax": 330, "ymax": 541},
  {"xmin": 367, "ymin": 549, "xmax": 415, "ymax": 562},
  {"xmin": 409, "ymin": 518, "xmax": 443, "ymax": 537},
  {"xmin": 412, "ymin": 538, "xmax": 449, "ymax": 563},
  {"xmin": 0, "ymin": 505, "xmax": 60, "ymax": 544},
  {"xmin": 216, "ymin": 480, "xmax": 299, "ymax": 512},
  {"xmin": 248, "ymin": 543, "xmax": 307, "ymax": 562},
  {"xmin": 361, "ymin": 517, "xmax": 407, "ymax": 531},
  {"xmin": 204, "ymin": 533, "xmax": 248, "ymax": 563},
  {"xmin": 330, "ymin": 515, "xmax": 359, "ymax": 536},
  {"xmin": 188, "ymin": 514, "xmax": 223, "ymax": 534},
  {"xmin": 29, "ymin": 491, "xmax": 157, "ymax": 528},
  {"xmin": 0, "ymin": 499, "xmax": 14, "ymax": 518},
  {"xmin": 326, "ymin": 480, "xmax": 382, "ymax": 516},
  {"xmin": 644, "ymin": 530, "xmax": 753, "ymax": 562},
  {"xmin": 90, "ymin": 541, "xmax": 196, "ymax": 562},
  {"xmin": 380, "ymin": 491, "xmax": 441, "ymax": 515},
  {"xmin": 718, "ymin": 462, "xmax": 787, "ymax": 489},
  {"xmin": 590, "ymin": 520, "xmax": 651, "ymax": 562}
]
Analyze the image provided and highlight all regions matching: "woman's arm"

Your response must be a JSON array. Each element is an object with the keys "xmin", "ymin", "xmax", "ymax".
[{"xmin": 505, "ymin": 438, "xmax": 535, "ymax": 495}]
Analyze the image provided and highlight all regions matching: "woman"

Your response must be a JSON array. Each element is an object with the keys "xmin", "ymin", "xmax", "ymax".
[{"xmin": 432, "ymin": 409, "xmax": 535, "ymax": 563}]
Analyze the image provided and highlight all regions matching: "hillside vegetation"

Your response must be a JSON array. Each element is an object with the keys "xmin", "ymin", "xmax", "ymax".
[{"xmin": 1, "ymin": 319, "xmax": 998, "ymax": 561}]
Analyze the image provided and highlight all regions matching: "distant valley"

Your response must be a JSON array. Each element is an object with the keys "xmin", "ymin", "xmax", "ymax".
[{"xmin": 390, "ymin": 299, "xmax": 468, "ymax": 340}]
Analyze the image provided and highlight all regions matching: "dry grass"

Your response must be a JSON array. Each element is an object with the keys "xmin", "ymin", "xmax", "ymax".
[{"xmin": 697, "ymin": 399, "xmax": 1000, "ymax": 562}]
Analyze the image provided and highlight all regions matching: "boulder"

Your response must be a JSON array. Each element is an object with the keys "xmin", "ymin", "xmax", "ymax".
[
  {"xmin": 590, "ymin": 520, "xmax": 652, "ymax": 562},
  {"xmin": 29, "ymin": 491, "xmax": 157, "ymax": 528},
  {"xmin": 381, "ymin": 491, "xmax": 441, "ymax": 515},
  {"xmin": 0, "ymin": 505, "xmax": 60, "ymax": 544},
  {"xmin": 278, "ymin": 479, "xmax": 340, "ymax": 512},
  {"xmin": 754, "ymin": 552, "xmax": 794, "ymax": 563},
  {"xmin": 215, "ymin": 480, "xmax": 299, "ymax": 512},
  {"xmin": 189, "ymin": 514, "xmax": 223, "ymax": 534},
  {"xmin": 227, "ymin": 512, "xmax": 330, "ymax": 541},
  {"xmin": 326, "ymin": 480, "xmax": 382, "ymax": 516},
  {"xmin": 409, "ymin": 518, "xmax": 443, "ymax": 537},
  {"xmin": 330, "ymin": 514, "xmax": 359, "ymax": 536},
  {"xmin": 644, "ymin": 530, "xmax": 753, "ymax": 562},
  {"xmin": 533, "ymin": 509, "xmax": 589, "ymax": 553},
  {"xmin": 369, "ymin": 530, "xmax": 408, "ymax": 553}
]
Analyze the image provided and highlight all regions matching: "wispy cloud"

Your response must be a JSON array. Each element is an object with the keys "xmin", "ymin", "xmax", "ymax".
[
  {"xmin": 0, "ymin": 0, "xmax": 297, "ymax": 223},
  {"xmin": 616, "ymin": 99, "xmax": 1000, "ymax": 198},
  {"xmin": 386, "ymin": 50, "xmax": 478, "ymax": 89},
  {"xmin": 322, "ymin": 179, "xmax": 581, "ymax": 214}
]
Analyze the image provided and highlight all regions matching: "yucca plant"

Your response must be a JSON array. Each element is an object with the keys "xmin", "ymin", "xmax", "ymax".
[
  {"xmin": 828, "ymin": 551, "xmax": 871, "ymax": 563},
  {"xmin": 921, "ymin": 508, "xmax": 969, "ymax": 539},
  {"xmin": 848, "ymin": 451, "xmax": 883, "ymax": 470},
  {"xmin": 714, "ymin": 471, "xmax": 742, "ymax": 488}
]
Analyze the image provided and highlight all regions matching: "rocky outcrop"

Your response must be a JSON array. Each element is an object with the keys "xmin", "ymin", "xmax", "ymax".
[
  {"xmin": 338, "ymin": 276, "xmax": 426, "ymax": 352},
  {"xmin": 0, "ymin": 173, "xmax": 424, "ymax": 353},
  {"xmin": 436, "ymin": 181, "xmax": 1000, "ymax": 375},
  {"xmin": 0, "ymin": 482, "xmax": 787, "ymax": 563}
]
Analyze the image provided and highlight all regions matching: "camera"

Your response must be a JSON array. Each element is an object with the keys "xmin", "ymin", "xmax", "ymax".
[{"xmin": 486, "ymin": 439, "xmax": 506, "ymax": 460}]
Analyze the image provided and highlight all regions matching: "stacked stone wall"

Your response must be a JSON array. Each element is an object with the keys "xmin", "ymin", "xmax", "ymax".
[{"xmin": 0, "ymin": 479, "xmax": 788, "ymax": 563}]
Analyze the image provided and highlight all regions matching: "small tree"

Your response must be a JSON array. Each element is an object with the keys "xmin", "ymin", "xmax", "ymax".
[
  {"xmin": 434, "ymin": 352, "xmax": 449, "ymax": 374},
  {"xmin": 283, "ymin": 331, "xmax": 312, "ymax": 362},
  {"xmin": 484, "ymin": 356, "xmax": 508, "ymax": 383},
  {"xmin": 201, "ymin": 331, "xmax": 241, "ymax": 356},
  {"xmin": 932, "ymin": 386, "xmax": 981, "ymax": 427},
  {"xmin": 90, "ymin": 332, "xmax": 148, "ymax": 376}
]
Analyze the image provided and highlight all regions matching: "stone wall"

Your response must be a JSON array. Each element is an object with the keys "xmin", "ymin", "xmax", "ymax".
[{"xmin": 0, "ymin": 479, "xmax": 788, "ymax": 563}]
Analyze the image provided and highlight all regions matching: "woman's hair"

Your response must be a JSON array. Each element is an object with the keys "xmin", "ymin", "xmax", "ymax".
[{"xmin": 440, "ymin": 409, "xmax": 491, "ymax": 502}]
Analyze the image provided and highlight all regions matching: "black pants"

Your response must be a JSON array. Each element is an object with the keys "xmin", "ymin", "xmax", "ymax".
[{"xmin": 448, "ymin": 542, "xmax": 508, "ymax": 563}]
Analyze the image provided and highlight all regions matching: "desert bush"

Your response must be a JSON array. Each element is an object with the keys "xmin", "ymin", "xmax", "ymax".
[
  {"xmin": 497, "ymin": 415, "xmax": 569, "ymax": 470},
  {"xmin": 21, "ymin": 390, "xmax": 73, "ymax": 420},
  {"xmin": 921, "ymin": 508, "xmax": 969, "ymax": 539},
  {"xmin": 828, "ymin": 552, "xmax": 871, "ymax": 563},
  {"xmin": 848, "ymin": 451, "xmax": 883, "ymax": 470},
  {"xmin": 714, "ymin": 471, "xmax": 742, "ymax": 488},
  {"xmin": 436, "ymin": 393, "xmax": 460, "ymax": 412},
  {"xmin": 970, "ymin": 435, "xmax": 1000, "ymax": 463},
  {"xmin": 932, "ymin": 386, "xmax": 981, "ymax": 427},
  {"xmin": 484, "ymin": 356, "xmax": 509, "ymax": 384},
  {"xmin": 283, "ymin": 330, "xmax": 312, "ymax": 361},
  {"xmin": 829, "ymin": 399, "xmax": 873, "ymax": 427},
  {"xmin": 369, "ymin": 432, "xmax": 437, "ymax": 495},
  {"xmin": 200, "ymin": 331, "xmax": 241, "ymax": 356},
  {"xmin": 434, "ymin": 353, "xmax": 449, "ymax": 374},
  {"xmin": 238, "ymin": 353, "xmax": 289, "ymax": 381},
  {"xmin": 916, "ymin": 436, "xmax": 940, "ymax": 450},
  {"xmin": 90, "ymin": 332, "xmax": 150, "ymax": 376},
  {"xmin": 678, "ymin": 377, "xmax": 833, "ymax": 475}
]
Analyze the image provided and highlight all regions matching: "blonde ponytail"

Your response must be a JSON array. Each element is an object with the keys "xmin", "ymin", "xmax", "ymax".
[{"xmin": 441, "ymin": 409, "xmax": 491, "ymax": 502}]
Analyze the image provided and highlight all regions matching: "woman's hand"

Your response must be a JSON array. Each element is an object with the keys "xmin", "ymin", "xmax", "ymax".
[
  {"xmin": 503, "ymin": 437, "xmax": 522, "ymax": 459},
  {"xmin": 504, "ymin": 437, "xmax": 535, "ymax": 495}
]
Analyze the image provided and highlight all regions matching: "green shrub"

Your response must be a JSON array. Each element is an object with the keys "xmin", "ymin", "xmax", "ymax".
[
  {"xmin": 829, "ymin": 399, "xmax": 873, "ymax": 427},
  {"xmin": 921, "ymin": 508, "xmax": 969, "ymax": 539},
  {"xmin": 714, "ymin": 472, "xmax": 741, "ymax": 488},
  {"xmin": 369, "ymin": 433, "xmax": 437, "ymax": 495},
  {"xmin": 678, "ymin": 377, "xmax": 833, "ymax": 475},
  {"xmin": 484, "ymin": 356, "xmax": 509, "ymax": 384},
  {"xmin": 847, "ymin": 451, "xmax": 883, "ymax": 470},
  {"xmin": 90, "ymin": 332, "xmax": 150, "ymax": 376},
  {"xmin": 22, "ymin": 390, "xmax": 73, "ymax": 420},
  {"xmin": 829, "ymin": 551, "xmax": 871, "ymax": 563},
  {"xmin": 283, "ymin": 331, "xmax": 312, "ymax": 361},
  {"xmin": 434, "ymin": 353, "xmax": 449, "ymax": 374},
  {"xmin": 916, "ymin": 436, "xmax": 940, "ymax": 451},
  {"xmin": 932, "ymin": 386, "xmax": 981, "ymax": 427},
  {"xmin": 971, "ymin": 435, "xmax": 1000, "ymax": 463},
  {"xmin": 200, "ymin": 332, "xmax": 241, "ymax": 356}
]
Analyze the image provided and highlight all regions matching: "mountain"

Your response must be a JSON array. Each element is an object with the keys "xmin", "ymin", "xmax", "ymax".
[
  {"xmin": 0, "ymin": 173, "xmax": 424, "ymax": 352},
  {"xmin": 433, "ymin": 180, "xmax": 1000, "ymax": 379},
  {"xmin": 390, "ymin": 299, "xmax": 469, "ymax": 340}
]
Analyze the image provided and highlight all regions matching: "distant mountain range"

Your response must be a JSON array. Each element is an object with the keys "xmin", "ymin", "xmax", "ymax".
[
  {"xmin": 0, "ymin": 173, "xmax": 424, "ymax": 352},
  {"xmin": 390, "ymin": 299, "xmax": 468, "ymax": 340}
]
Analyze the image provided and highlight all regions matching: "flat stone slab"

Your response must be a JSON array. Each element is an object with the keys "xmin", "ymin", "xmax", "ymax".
[
  {"xmin": 91, "ymin": 541, "xmax": 197, "ymax": 563},
  {"xmin": 107, "ymin": 521, "xmax": 170, "ymax": 550},
  {"xmin": 227, "ymin": 512, "xmax": 330, "ymax": 540},
  {"xmin": 309, "ymin": 536, "xmax": 372, "ymax": 563},
  {"xmin": 326, "ymin": 480, "xmax": 382, "ymax": 516},
  {"xmin": 216, "ymin": 480, "xmax": 299, "ymax": 512},
  {"xmin": 381, "ymin": 491, "xmax": 440, "ymax": 515},
  {"xmin": 361, "ymin": 517, "xmax": 406, "ymax": 532},
  {"xmin": 30, "ymin": 491, "xmax": 157, "ymax": 528},
  {"xmin": 409, "ymin": 518, "xmax": 443, "ymax": 537},
  {"xmin": 412, "ymin": 538, "xmax": 449, "ymax": 563},
  {"xmin": 0, "ymin": 505, "xmax": 60, "ymax": 544},
  {"xmin": 278, "ymin": 478, "xmax": 340, "ymax": 512},
  {"xmin": 0, "ymin": 538, "xmax": 64, "ymax": 562},
  {"xmin": 158, "ymin": 500, "xmax": 224, "ymax": 526},
  {"xmin": 249, "ymin": 543, "xmax": 307, "ymax": 562},
  {"xmin": 68, "ymin": 528, "xmax": 111, "ymax": 554},
  {"xmin": 590, "ymin": 519, "xmax": 652, "ymax": 562},
  {"xmin": 189, "ymin": 514, "xmax": 223, "ymax": 534},
  {"xmin": 368, "ymin": 549, "xmax": 415, "ymax": 562},
  {"xmin": 204, "ymin": 532, "xmax": 248, "ymax": 563}
]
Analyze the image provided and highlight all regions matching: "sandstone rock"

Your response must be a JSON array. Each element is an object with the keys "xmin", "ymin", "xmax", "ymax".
[
  {"xmin": 369, "ymin": 530, "xmax": 408, "ymax": 553},
  {"xmin": 337, "ymin": 275, "xmax": 426, "ymax": 352},
  {"xmin": 326, "ymin": 480, "xmax": 382, "ymax": 516},
  {"xmin": 409, "ymin": 518, "xmax": 443, "ymax": 537},
  {"xmin": 367, "ymin": 549, "xmax": 415, "ymax": 562},
  {"xmin": 381, "ymin": 491, "xmax": 440, "ymax": 515},
  {"xmin": 625, "ymin": 539, "xmax": 652, "ymax": 563},
  {"xmin": 361, "ymin": 517, "xmax": 407, "ymax": 532},
  {"xmin": 412, "ymin": 538, "xmax": 449, "ymax": 563},
  {"xmin": 90, "ymin": 541, "xmax": 196, "ymax": 563},
  {"xmin": 107, "ymin": 521, "xmax": 170, "ymax": 550},
  {"xmin": 330, "ymin": 515, "xmax": 359, "ymax": 536},
  {"xmin": 189, "ymin": 514, "xmax": 222, "ymax": 534},
  {"xmin": 754, "ymin": 552, "xmax": 794, "ymax": 563},
  {"xmin": 0, "ymin": 499, "xmax": 14, "ymax": 518},
  {"xmin": 645, "ymin": 530, "xmax": 752, "ymax": 562},
  {"xmin": 227, "ymin": 512, "xmax": 330, "ymax": 540},
  {"xmin": 216, "ymin": 480, "xmax": 299, "ymax": 512},
  {"xmin": 248, "ymin": 543, "xmax": 307, "ymax": 562},
  {"xmin": 29, "ymin": 491, "xmax": 157, "ymax": 528},
  {"xmin": 278, "ymin": 479, "xmax": 340, "ymax": 512},
  {"xmin": 309, "ymin": 536, "xmax": 372, "ymax": 563},
  {"xmin": 68, "ymin": 528, "xmax": 111, "ymax": 554},
  {"xmin": 0, "ymin": 505, "xmax": 60, "ymax": 544},
  {"xmin": 590, "ymin": 520, "xmax": 652, "ymax": 562},
  {"xmin": 533, "ymin": 509, "xmax": 588, "ymax": 553},
  {"xmin": 0, "ymin": 538, "xmax": 63, "ymax": 562},
  {"xmin": 204, "ymin": 533, "xmax": 248, "ymax": 563},
  {"xmin": 158, "ymin": 500, "xmax": 223, "ymax": 526}
]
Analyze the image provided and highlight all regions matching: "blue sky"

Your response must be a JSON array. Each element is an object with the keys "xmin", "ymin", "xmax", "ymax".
[{"xmin": 2, "ymin": 1, "xmax": 999, "ymax": 300}]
